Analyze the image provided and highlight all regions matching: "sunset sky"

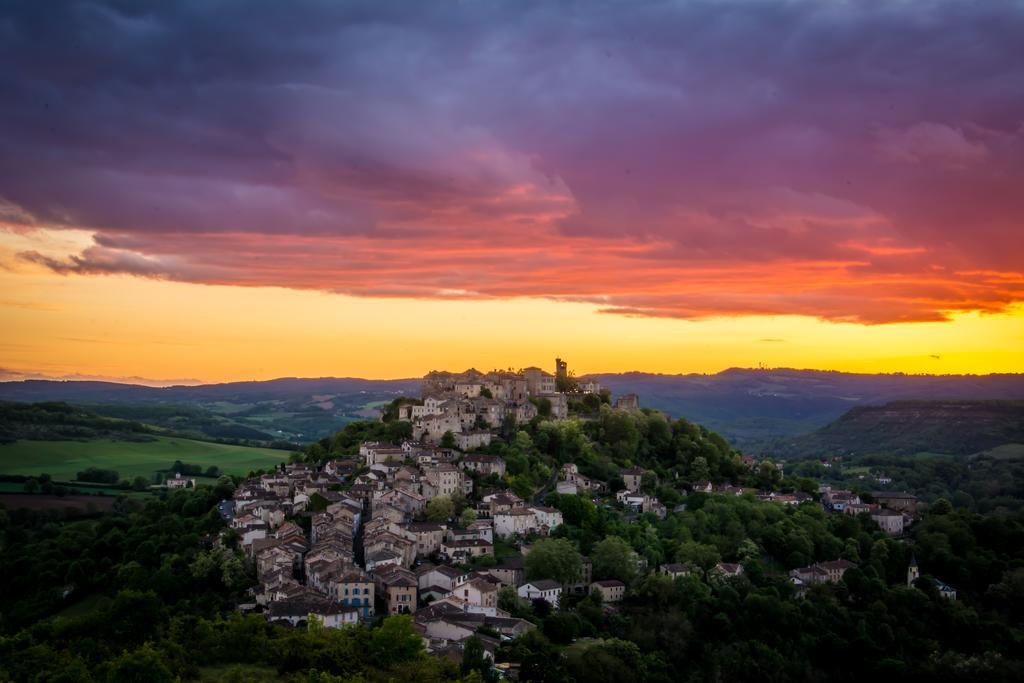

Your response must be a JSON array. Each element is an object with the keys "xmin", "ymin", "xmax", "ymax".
[{"xmin": 2, "ymin": 1, "xmax": 1023, "ymax": 383}]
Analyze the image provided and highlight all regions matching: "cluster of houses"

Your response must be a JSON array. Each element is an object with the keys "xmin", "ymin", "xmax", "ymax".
[
  {"xmin": 401, "ymin": 359, "xmax": 626, "ymax": 445},
  {"xmin": 820, "ymin": 486, "xmax": 919, "ymax": 536},
  {"xmin": 225, "ymin": 438, "xmax": 579, "ymax": 659}
]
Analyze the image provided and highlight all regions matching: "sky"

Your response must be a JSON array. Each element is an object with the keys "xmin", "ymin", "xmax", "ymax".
[{"xmin": 1, "ymin": 0, "xmax": 1023, "ymax": 383}]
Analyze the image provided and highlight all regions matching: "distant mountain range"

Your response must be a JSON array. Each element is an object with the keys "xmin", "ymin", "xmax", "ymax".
[{"xmin": 2, "ymin": 368, "xmax": 1023, "ymax": 449}]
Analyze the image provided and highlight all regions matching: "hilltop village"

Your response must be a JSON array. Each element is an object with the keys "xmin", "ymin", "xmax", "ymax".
[{"xmin": 220, "ymin": 359, "xmax": 940, "ymax": 672}]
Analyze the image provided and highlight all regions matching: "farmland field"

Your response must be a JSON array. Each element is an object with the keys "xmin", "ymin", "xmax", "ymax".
[{"xmin": 0, "ymin": 437, "xmax": 289, "ymax": 481}]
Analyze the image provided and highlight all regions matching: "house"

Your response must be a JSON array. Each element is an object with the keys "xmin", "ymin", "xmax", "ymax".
[
  {"xmin": 528, "ymin": 506, "xmax": 564, "ymax": 534},
  {"xmin": 461, "ymin": 454, "xmax": 506, "ymax": 478},
  {"xmin": 415, "ymin": 602, "xmax": 535, "ymax": 643},
  {"xmin": 936, "ymin": 580, "xmax": 957, "ymax": 600},
  {"xmin": 614, "ymin": 394, "xmax": 639, "ymax": 411},
  {"xmin": 522, "ymin": 367, "xmax": 556, "ymax": 395},
  {"xmin": 404, "ymin": 522, "xmax": 446, "ymax": 557},
  {"xmin": 493, "ymin": 508, "xmax": 538, "ymax": 538},
  {"xmin": 713, "ymin": 563, "xmax": 744, "ymax": 579},
  {"xmin": 659, "ymin": 563, "xmax": 692, "ymax": 579},
  {"xmin": 488, "ymin": 555, "xmax": 525, "ymax": 588},
  {"xmin": 372, "ymin": 565, "xmax": 418, "ymax": 615},
  {"xmin": 590, "ymin": 579, "xmax": 626, "ymax": 603},
  {"xmin": 872, "ymin": 492, "xmax": 918, "ymax": 514},
  {"xmin": 467, "ymin": 520, "xmax": 494, "ymax": 543},
  {"xmin": 365, "ymin": 549, "xmax": 403, "ymax": 572},
  {"xmin": 456, "ymin": 431, "xmax": 493, "ymax": 451},
  {"xmin": 518, "ymin": 579, "xmax": 562, "ymax": 606},
  {"xmin": 361, "ymin": 443, "xmax": 406, "ymax": 467},
  {"xmin": 823, "ymin": 490, "xmax": 860, "ymax": 512},
  {"xmin": 790, "ymin": 559, "xmax": 856, "ymax": 585},
  {"xmin": 266, "ymin": 598, "xmax": 359, "ymax": 629},
  {"xmin": 450, "ymin": 575, "xmax": 500, "ymax": 616},
  {"xmin": 423, "ymin": 464, "xmax": 465, "ymax": 498},
  {"xmin": 166, "ymin": 472, "xmax": 195, "ymax": 489},
  {"xmin": 620, "ymin": 467, "xmax": 645, "ymax": 492},
  {"xmin": 441, "ymin": 538, "xmax": 494, "ymax": 563},
  {"xmin": 417, "ymin": 563, "xmax": 463, "ymax": 594},
  {"xmin": 483, "ymin": 491, "xmax": 523, "ymax": 515},
  {"xmin": 334, "ymin": 569, "xmax": 375, "ymax": 619},
  {"xmin": 871, "ymin": 509, "xmax": 904, "ymax": 535}
]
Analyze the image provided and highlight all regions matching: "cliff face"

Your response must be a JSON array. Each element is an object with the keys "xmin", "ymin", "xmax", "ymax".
[{"xmin": 781, "ymin": 400, "xmax": 1024, "ymax": 457}]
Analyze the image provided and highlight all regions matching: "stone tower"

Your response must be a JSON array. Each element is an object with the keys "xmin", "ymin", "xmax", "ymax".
[
  {"xmin": 555, "ymin": 357, "xmax": 568, "ymax": 382},
  {"xmin": 907, "ymin": 554, "xmax": 920, "ymax": 587}
]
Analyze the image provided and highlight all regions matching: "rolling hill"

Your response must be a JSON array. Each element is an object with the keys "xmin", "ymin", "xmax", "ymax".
[{"xmin": 773, "ymin": 400, "xmax": 1024, "ymax": 458}]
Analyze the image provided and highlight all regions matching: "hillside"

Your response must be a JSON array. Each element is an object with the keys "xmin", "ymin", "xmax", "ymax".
[
  {"xmin": 775, "ymin": 400, "xmax": 1024, "ymax": 458},
  {"xmin": 0, "ymin": 377, "xmax": 421, "ymax": 441},
  {"xmin": 0, "ymin": 401, "xmax": 156, "ymax": 444}
]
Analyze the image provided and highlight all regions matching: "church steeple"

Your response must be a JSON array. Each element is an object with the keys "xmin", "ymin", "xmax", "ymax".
[{"xmin": 907, "ymin": 554, "xmax": 920, "ymax": 587}]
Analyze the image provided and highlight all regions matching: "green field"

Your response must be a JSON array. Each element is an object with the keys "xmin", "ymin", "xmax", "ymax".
[{"xmin": 0, "ymin": 437, "xmax": 289, "ymax": 481}]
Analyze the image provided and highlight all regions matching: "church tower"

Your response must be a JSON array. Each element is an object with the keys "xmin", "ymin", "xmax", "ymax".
[{"xmin": 907, "ymin": 554, "xmax": 920, "ymax": 587}]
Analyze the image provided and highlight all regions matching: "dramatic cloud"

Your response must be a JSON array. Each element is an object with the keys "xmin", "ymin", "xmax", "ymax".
[{"xmin": 2, "ymin": 0, "xmax": 1023, "ymax": 323}]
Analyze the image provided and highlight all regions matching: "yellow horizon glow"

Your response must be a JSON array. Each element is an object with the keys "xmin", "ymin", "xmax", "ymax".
[{"xmin": 2, "ymin": 260, "xmax": 1023, "ymax": 383}]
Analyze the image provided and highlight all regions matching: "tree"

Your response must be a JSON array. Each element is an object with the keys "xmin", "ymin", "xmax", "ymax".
[
  {"xmin": 23, "ymin": 478, "xmax": 39, "ymax": 493},
  {"xmin": 591, "ymin": 536, "xmax": 638, "ymax": 584},
  {"xmin": 459, "ymin": 507, "xmax": 478, "ymax": 528},
  {"xmin": 370, "ymin": 615, "xmax": 425, "ymax": 663},
  {"xmin": 440, "ymin": 431, "xmax": 457, "ymax": 449},
  {"xmin": 425, "ymin": 496, "xmax": 454, "ymax": 522},
  {"xmin": 531, "ymin": 397, "xmax": 553, "ymax": 419},
  {"xmin": 461, "ymin": 635, "xmax": 496, "ymax": 682},
  {"xmin": 132, "ymin": 476, "xmax": 149, "ymax": 491},
  {"xmin": 676, "ymin": 542, "xmax": 721, "ymax": 576},
  {"xmin": 105, "ymin": 643, "xmax": 173, "ymax": 683},
  {"xmin": 689, "ymin": 457, "xmax": 710, "ymax": 482},
  {"xmin": 524, "ymin": 538, "xmax": 582, "ymax": 585}
]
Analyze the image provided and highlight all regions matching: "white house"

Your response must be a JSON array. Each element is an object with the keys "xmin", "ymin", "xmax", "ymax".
[{"xmin": 518, "ymin": 579, "xmax": 562, "ymax": 606}]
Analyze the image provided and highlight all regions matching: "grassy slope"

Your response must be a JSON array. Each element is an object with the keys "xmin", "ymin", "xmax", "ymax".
[{"xmin": 0, "ymin": 436, "xmax": 287, "ymax": 480}]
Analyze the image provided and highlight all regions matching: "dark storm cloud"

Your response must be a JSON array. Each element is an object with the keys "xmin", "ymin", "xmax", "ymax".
[{"xmin": 2, "ymin": 0, "xmax": 1023, "ymax": 322}]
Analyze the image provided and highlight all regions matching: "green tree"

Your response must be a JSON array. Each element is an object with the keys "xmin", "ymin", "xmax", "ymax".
[
  {"xmin": 461, "ymin": 635, "xmax": 497, "ymax": 681},
  {"xmin": 370, "ymin": 615, "xmax": 425, "ymax": 663},
  {"xmin": 425, "ymin": 496, "xmax": 454, "ymax": 522},
  {"xmin": 459, "ymin": 507, "xmax": 478, "ymax": 528},
  {"xmin": 105, "ymin": 643, "xmax": 173, "ymax": 683},
  {"xmin": 689, "ymin": 456, "xmax": 710, "ymax": 482},
  {"xmin": 676, "ymin": 542, "xmax": 721, "ymax": 576},
  {"xmin": 591, "ymin": 536, "xmax": 638, "ymax": 583},
  {"xmin": 440, "ymin": 431, "xmax": 457, "ymax": 449},
  {"xmin": 525, "ymin": 538, "xmax": 582, "ymax": 585}
]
